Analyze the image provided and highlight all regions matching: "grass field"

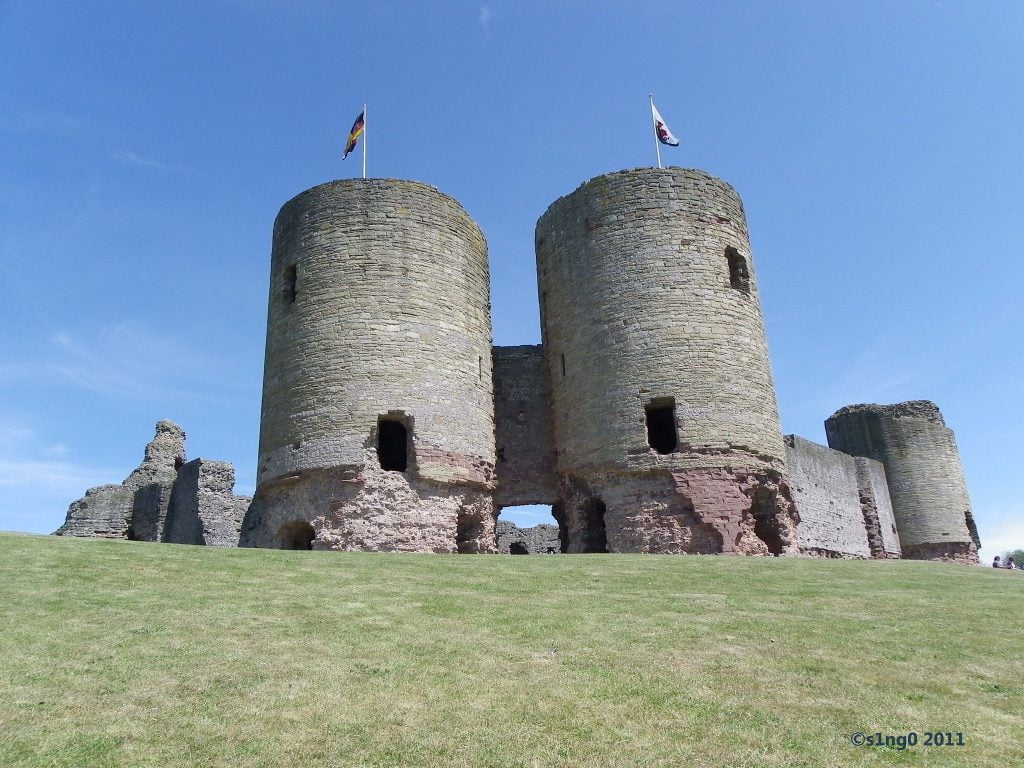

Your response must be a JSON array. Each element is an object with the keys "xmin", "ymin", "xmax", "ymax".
[{"xmin": 0, "ymin": 532, "xmax": 1021, "ymax": 767}]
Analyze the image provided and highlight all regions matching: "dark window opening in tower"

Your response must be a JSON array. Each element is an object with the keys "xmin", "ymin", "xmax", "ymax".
[
  {"xmin": 377, "ymin": 419, "xmax": 408, "ymax": 472},
  {"xmin": 174, "ymin": 457, "xmax": 184, "ymax": 471},
  {"xmin": 561, "ymin": 353, "xmax": 566, "ymax": 377},
  {"xmin": 509, "ymin": 542, "xmax": 529, "ymax": 555},
  {"xmin": 278, "ymin": 520, "xmax": 314, "ymax": 550},
  {"xmin": 749, "ymin": 488, "xmax": 784, "ymax": 556},
  {"xmin": 283, "ymin": 264, "xmax": 297, "ymax": 304},
  {"xmin": 725, "ymin": 247, "xmax": 750, "ymax": 294},
  {"xmin": 645, "ymin": 399, "xmax": 678, "ymax": 454},
  {"xmin": 579, "ymin": 497, "xmax": 609, "ymax": 553}
]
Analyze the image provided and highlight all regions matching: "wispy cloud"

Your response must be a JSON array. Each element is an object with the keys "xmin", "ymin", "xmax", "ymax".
[
  {"xmin": 479, "ymin": 4, "xmax": 493, "ymax": 30},
  {"xmin": 0, "ymin": 418, "xmax": 117, "ymax": 491},
  {"xmin": 110, "ymin": 149, "xmax": 194, "ymax": 174},
  {"xmin": 798, "ymin": 341, "xmax": 952, "ymax": 422},
  {"xmin": 0, "ymin": 417, "xmax": 121, "ymax": 533},
  {"xmin": 45, "ymin": 322, "xmax": 231, "ymax": 401},
  {"xmin": 2, "ymin": 322, "xmax": 244, "ymax": 404}
]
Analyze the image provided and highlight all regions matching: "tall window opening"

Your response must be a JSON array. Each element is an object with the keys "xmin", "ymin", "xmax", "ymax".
[
  {"xmin": 278, "ymin": 521, "xmax": 314, "ymax": 550},
  {"xmin": 725, "ymin": 247, "xmax": 750, "ymax": 294},
  {"xmin": 283, "ymin": 264, "xmax": 297, "ymax": 304},
  {"xmin": 377, "ymin": 418, "xmax": 408, "ymax": 471},
  {"xmin": 645, "ymin": 398, "xmax": 678, "ymax": 454}
]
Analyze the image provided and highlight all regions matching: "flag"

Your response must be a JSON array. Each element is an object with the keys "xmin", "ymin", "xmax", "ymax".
[
  {"xmin": 651, "ymin": 101, "xmax": 679, "ymax": 147},
  {"xmin": 343, "ymin": 108, "xmax": 365, "ymax": 159}
]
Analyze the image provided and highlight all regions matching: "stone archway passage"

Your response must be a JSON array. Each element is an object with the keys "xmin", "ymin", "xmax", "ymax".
[
  {"xmin": 749, "ymin": 488, "xmax": 784, "ymax": 556},
  {"xmin": 278, "ymin": 520, "xmax": 315, "ymax": 550},
  {"xmin": 578, "ymin": 497, "xmax": 609, "ymax": 553},
  {"xmin": 509, "ymin": 541, "xmax": 529, "ymax": 555}
]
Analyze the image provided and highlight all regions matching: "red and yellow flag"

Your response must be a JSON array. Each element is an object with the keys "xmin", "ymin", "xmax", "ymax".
[{"xmin": 343, "ymin": 108, "xmax": 365, "ymax": 159}]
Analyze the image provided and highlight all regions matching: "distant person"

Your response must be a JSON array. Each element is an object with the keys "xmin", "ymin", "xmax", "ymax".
[
  {"xmin": 1007, "ymin": 557, "xmax": 1017, "ymax": 570},
  {"xmin": 993, "ymin": 556, "xmax": 1002, "ymax": 568}
]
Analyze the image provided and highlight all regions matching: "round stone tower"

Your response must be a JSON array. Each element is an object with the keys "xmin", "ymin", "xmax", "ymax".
[
  {"xmin": 240, "ymin": 179, "xmax": 497, "ymax": 553},
  {"xmin": 825, "ymin": 401, "xmax": 979, "ymax": 564},
  {"xmin": 535, "ymin": 167, "xmax": 797, "ymax": 554}
]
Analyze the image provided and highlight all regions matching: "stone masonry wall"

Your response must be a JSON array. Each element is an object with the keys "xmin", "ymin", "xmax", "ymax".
[
  {"xmin": 825, "ymin": 401, "xmax": 978, "ymax": 564},
  {"xmin": 56, "ymin": 421, "xmax": 185, "ymax": 539},
  {"xmin": 244, "ymin": 179, "xmax": 497, "ymax": 552},
  {"xmin": 496, "ymin": 520, "xmax": 561, "ymax": 554},
  {"xmin": 163, "ymin": 459, "xmax": 249, "ymax": 547},
  {"xmin": 854, "ymin": 457, "xmax": 901, "ymax": 558},
  {"xmin": 56, "ymin": 421, "xmax": 249, "ymax": 547},
  {"xmin": 493, "ymin": 345, "xmax": 558, "ymax": 507},
  {"xmin": 784, "ymin": 435, "xmax": 872, "ymax": 558},
  {"xmin": 535, "ymin": 168, "xmax": 795, "ymax": 554}
]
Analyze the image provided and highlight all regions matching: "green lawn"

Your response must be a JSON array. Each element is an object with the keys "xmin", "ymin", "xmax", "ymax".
[{"xmin": 1, "ymin": 532, "xmax": 1021, "ymax": 767}]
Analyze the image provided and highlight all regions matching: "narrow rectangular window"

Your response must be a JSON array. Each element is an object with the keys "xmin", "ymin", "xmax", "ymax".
[
  {"xmin": 560, "ymin": 353, "xmax": 566, "ymax": 377},
  {"xmin": 726, "ymin": 247, "xmax": 750, "ymax": 294},
  {"xmin": 283, "ymin": 264, "xmax": 297, "ymax": 304},
  {"xmin": 645, "ymin": 398, "xmax": 678, "ymax": 454}
]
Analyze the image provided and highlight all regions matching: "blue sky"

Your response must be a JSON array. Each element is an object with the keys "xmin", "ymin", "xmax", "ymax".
[{"xmin": 1, "ymin": 1, "xmax": 1021, "ymax": 560}]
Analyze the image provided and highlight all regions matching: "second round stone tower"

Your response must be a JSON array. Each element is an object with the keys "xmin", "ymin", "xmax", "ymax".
[
  {"xmin": 535, "ymin": 167, "xmax": 798, "ymax": 554},
  {"xmin": 825, "ymin": 401, "xmax": 980, "ymax": 564},
  {"xmin": 240, "ymin": 179, "xmax": 497, "ymax": 553}
]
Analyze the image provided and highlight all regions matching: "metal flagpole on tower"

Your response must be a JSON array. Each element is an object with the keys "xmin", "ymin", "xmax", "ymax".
[
  {"xmin": 362, "ymin": 102, "xmax": 367, "ymax": 179},
  {"xmin": 649, "ymin": 94, "xmax": 662, "ymax": 169}
]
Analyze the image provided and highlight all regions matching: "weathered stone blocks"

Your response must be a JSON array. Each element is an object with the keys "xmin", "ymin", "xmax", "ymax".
[
  {"xmin": 535, "ymin": 167, "xmax": 797, "ymax": 554},
  {"xmin": 55, "ymin": 421, "xmax": 248, "ymax": 546},
  {"xmin": 243, "ymin": 178, "xmax": 496, "ymax": 553},
  {"xmin": 493, "ymin": 344, "xmax": 558, "ymax": 507},
  {"xmin": 496, "ymin": 520, "xmax": 561, "ymax": 554},
  {"xmin": 163, "ymin": 459, "xmax": 249, "ymax": 547},
  {"xmin": 825, "ymin": 401, "xmax": 978, "ymax": 564}
]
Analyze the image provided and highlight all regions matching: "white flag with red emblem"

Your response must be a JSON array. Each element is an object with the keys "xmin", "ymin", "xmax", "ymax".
[{"xmin": 650, "ymin": 100, "xmax": 679, "ymax": 146}]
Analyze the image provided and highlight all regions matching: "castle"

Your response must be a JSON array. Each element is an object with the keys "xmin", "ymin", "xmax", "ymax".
[{"xmin": 55, "ymin": 167, "xmax": 981, "ymax": 564}]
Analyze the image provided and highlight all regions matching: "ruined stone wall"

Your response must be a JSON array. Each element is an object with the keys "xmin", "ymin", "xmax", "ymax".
[
  {"xmin": 56, "ymin": 421, "xmax": 249, "ymax": 547},
  {"xmin": 242, "ymin": 179, "xmax": 496, "ymax": 553},
  {"xmin": 56, "ymin": 421, "xmax": 185, "ymax": 540},
  {"xmin": 825, "ymin": 401, "xmax": 978, "ymax": 564},
  {"xmin": 496, "ymin": 520, "xmax": 561, "ymax": 554},
  {"xmin": 493, "ymin": 345, "xmax": 558, "ymax": 507},
  {"xmin": 784, "ymin": 435, "xmax": 874, "ymax": 558},
  {"xmin": 163, "ymin": 459, "xmax": 248, "ymax": 547},
  {"xmin": 535, "ymin": 167, "xmax": 796, "ymax": 555},
  {"xmin": 854, "ymin": 458, "xmax": 901, "ymax": 558}
]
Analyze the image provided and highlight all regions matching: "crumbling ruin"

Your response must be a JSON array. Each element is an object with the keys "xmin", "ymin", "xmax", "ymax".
[
  {"xmin": 55, "ymin": 167, "xmax": 980, "ymax": 563},
  {"xmin": 55, "ymin": 421, "xmax": 250, "ymax": 547}
]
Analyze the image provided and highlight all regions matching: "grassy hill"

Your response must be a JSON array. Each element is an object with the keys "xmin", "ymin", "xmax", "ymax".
[{"xmin": 1, "ymin": 532, "xmax": 1021, "ymax": 767}]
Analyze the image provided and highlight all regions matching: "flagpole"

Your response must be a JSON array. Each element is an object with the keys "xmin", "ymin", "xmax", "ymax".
[
  {"xmin": 649, "ymin": 94, "xmax": 662, "ymax": 169},
  {"xmin": 362, "ymin": 102, "xmax": 367, "ymax": 179}
]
